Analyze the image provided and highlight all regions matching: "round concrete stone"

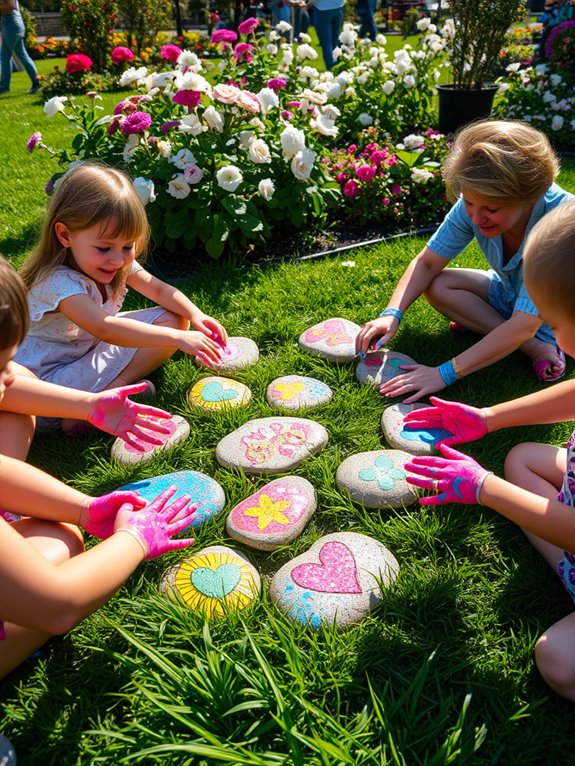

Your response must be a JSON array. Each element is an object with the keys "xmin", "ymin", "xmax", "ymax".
[
  {"xmin": 117, "ymin": 470, "xmax": 226, "ymax": 532},
  {"xmin": 266, "ymin": 375, "xmax": 332, "ymax": 411},
  {"xmin": 226, "ymin": 476, "xmax": 317, "ymax": 551},
  {"xmin": 298, "ymin": 318, "xmax": 361, "ymax": 363},
  {"xmin": 335, "ymin": 449, "xmax": 418, "ymax": 509},
  {"xmin": 270, "ymin": 531, "xmax": 399, "ymax": 630},
  {"xmin": 188, "ymin": 376, "xmax": 251, "ymax": 413},
  {"xmin": 355, "ymin": 348, "xmax": 416, "ymax": 388},
  {"xmin": 196, "ymin": 336, "xmax": 259, "ymax": 374},
  {"xmin": 216, "ymin": 416, "xmax": 329, "ymax": 475},
  {"xmin": 381, "ymin": 403, "xmax": 452, "ymax": 456},
  {"xmin": 160, "ymin": 545, "xmax": 260, "ymax": 619},
  {"xmin": 111, "ymin": 415, "xmax": 190, "ymax": 465}
]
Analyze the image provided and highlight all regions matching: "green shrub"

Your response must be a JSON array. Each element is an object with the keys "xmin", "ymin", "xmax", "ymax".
[
  {"xmin": 117, "ymin": 0, "xmax": 173, "ymax": 56},
  {"xmin": 61, "ymin": 0, "xmax": 118, "ymax": 71}
]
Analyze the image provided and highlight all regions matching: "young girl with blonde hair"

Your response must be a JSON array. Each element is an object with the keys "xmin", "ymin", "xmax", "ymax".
[
  {"xmin": 356, "ymin": 120, "xmax": 572, "ymax": 403},
  {"xmin": 16, "ymin": 162, "xmax": 228, "ymax": 434},
  {"xmin": 405, "ymin": 200, "xmax": 575, "ymax": 700}
]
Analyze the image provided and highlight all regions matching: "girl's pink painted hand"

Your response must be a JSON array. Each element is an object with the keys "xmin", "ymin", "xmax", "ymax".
[
  {"xmin": 405, "ymin": 444, "xmax": 492, "ymax": 506},
  {"xmin": 191, "ymin": 310, "xmax": 228, "ymax": 348},
  {"xmin": 403, "ymin": 396, "xmax": 489, "ymax": 446},
  {"xmin": 87, "ymin": 384, "xmax": 172, "ymax": 450},
  {"xmin": 81, "ymin": 490, "xmax": 147, "ymax": 539},
  {"xmin": 114, "ymin": 486, "xmax": 197, "ymax": 559}
]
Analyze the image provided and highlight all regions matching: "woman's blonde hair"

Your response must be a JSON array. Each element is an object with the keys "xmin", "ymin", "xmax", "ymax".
[
  {"xmin": 20, "ymin": 162, "xmax": 150, "ymax": 293},
  {"xmin": 0, "ymin": 256, "xmax": 29, "ymax": 349},
  {"xmin": 442, "ymin": 120, "xmax": 560, "ymax": 207},
  {"xmin": 523, "ymin": 198, "xmax": 575, "ymax": 320}
]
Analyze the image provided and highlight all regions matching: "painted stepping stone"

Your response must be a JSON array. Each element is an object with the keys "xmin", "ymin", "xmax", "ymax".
[
  {"xmin": 188, "ymin": 376, "xmax": 251, "ymax": 413},
  {"xmin": 355, "ymin": 348, "xmax": 417, "ymax": 388},
  {"xmin": 335, "ymin": 449, "xmax": 418, "ymax": 509},
  {"xmin": 118, "ymin": 470, "xmax": 226, "ymax": 532},
  {"xmin": 216, "ymin": 416, "xmax": 329, "ymax": 475},
  {"xmin": 270, "ymin": 531, "xmax": 399, "ymax": 630},
  {"xmin": 266, "ymin": 375, "xmax": 332, "ymax": 411},
  {"xmin": 298, "ymin": 318, "xmax": 361, "ymax": 363},
  {"xmin": 196, "ymin": 336, "xmax": 259, "ymax": 374},
  {"xmin": 226, "ymin": 476, "xmax": 317, "ymax": 550},
  {"xmin": 160, "ymin": 545, "xmax": 260, "ymax": 619},
  {"xmin": 381, "ymin": 403, "xmax": 451, "ymax": 456},
  {"xmin": 111, "ymin": 415, "xmax": 190, "ymax": 465}
]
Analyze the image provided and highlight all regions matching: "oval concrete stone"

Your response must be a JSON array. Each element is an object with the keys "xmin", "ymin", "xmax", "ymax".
[
  {"xmin": 216, "ymin": 416, "xmax": 329, "ymax": 475},
  {"xmin": 188, "ymin": 376, "xmax": 251, "ymax": 413},
  {"xmin": 160, "ymin": 545, "xmax": 260, "ymax": 619},
  {"xmin": 335, "ymin": 449, "xmax": 418, "ymax": 509},
  {"xmin": 111, "ymin": 415, "xmax": 190, "ymax": 465},
  {"xmin": 270, "ymin": 531, "xmax": 399, "ymax": 630},
  {"xmin": 381, "ymin": 403, "xmax": 452, "ymax": 456},
  {"xmin": 196, "ymin": 336, "xmax": 259, "ymax": 374},
  {"xmin": 355, "ymin": 348, "xmax": 416, "ymax": 388},
  {"xmin": 118, "ymin": 470, "xmax": 226, "ymax": 532},
  {"xmin": 266, "ymin": 375, "xmax": 332, "ymax": 411},
  {"xmin": 226, "ymin": 476, "xmax": 317, "ymax": 550},
  {"xmin": 298, "ymin": 318, "xmax": 361, "ymax": 363}
]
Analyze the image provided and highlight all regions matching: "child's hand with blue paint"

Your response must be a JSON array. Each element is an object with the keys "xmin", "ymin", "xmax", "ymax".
[{"xmin": 405, "ymin": 444, "xmax": 492, "ymax": 506}]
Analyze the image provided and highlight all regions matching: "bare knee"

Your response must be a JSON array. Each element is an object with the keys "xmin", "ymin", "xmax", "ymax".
[
  {"xmin": 535, "ymin": 629, "xmax": 575, "ymax": 692},
  {"xmin": 504, "ymin": 442, "xmax": 540, "ymax": 484},
  {"xmin": 153, "ymin": 311, "xmax": 190, "ymax": 332},
  {"xmin": 422, "ymin": 273, "xmax": 448, "ymax": 305},
  {"xmin": 15, "ymin": 519, "xmax": 85, "ymax": 565}
]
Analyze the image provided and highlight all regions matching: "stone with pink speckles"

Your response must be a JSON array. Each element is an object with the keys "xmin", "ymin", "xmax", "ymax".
[
  {"xmin": 196, "ymin": 336, "xmax": 259, "ymax": 374},
  {"xmin": 226, "ymin": 476, "xmax": 317, "ymax": 550},
  {"xmin": 270, "ymin": 531, "xmax": 399, "ymax": 629},
  {"xmin": 111, "ymin": 415, "xmax": 190, "ymax": 465},
  {"xmin": 298, "ymin": 318, "xmax": 361, "ymax": 363},
  {"xmin": 216, "ymin": 416, "xmax": 329, "ymax": 475},
  {"xmin": 355, "ymin": 348, "xmax": 416, "ymax": 388},
  {"xmin": 335, "ymin": 449, "xmax": 418, "ymax": 508},
  {"xmin": 266, "ymin": 375, "xmax": 332, "ymax": 411}
]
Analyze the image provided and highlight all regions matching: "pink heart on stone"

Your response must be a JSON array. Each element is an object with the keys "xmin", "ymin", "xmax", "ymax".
[{"xmin": 291, "ymin": 541, "xmax": 362, "ymax": 594}]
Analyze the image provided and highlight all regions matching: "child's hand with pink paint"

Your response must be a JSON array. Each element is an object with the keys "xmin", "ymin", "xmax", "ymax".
[
  {"xmin": 403, "ymin": 396, "xmax": 489, "ymax": 446},
  {"xmin": 405, "ymin": 444, "xmax": 492, "ymax": 506}
]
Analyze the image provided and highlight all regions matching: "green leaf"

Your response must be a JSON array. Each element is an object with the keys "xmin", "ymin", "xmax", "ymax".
[{"xmin": 222, "ymin": 196, "xmax": 247, "ymax": 216}]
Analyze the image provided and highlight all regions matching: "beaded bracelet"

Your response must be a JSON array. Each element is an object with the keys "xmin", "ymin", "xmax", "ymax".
[
  {"xmin": 379, "ymin": 307, "xmax": 404, "ymax": 322},
  {"xmin": 451, "ymin": 357, "xmax": 464, "ymax": 379},
  {"xmin": 437, "ymin": 360, "xmax": 458, "ymax": 386}
]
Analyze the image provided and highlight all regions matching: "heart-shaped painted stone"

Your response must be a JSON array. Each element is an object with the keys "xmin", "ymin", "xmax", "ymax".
[
  {"xmin": 291, "ymin": 541, "xmax": 362, "ymax": 594},
  {"xmin": 191, "ymin": 563, "xmax": 241, "ymax": 597},
  {"xmin": 202, "ymin": 380, "xmax": 238, "ymax": 402}
]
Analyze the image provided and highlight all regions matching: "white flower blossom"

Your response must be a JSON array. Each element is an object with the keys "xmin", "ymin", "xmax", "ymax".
[
  {"xmin": 239, "ymin": 130, "xmax": 256, "ymax": 150},
  {"xmin": 543, "ymin": 91, "xmax": 555, "ymax": 103},
  {"xmin": 550, "ymin": 73, "xmax": 563, "ymax": 87},
  {"xmin": 266, "ymin": 43, "xmax": 278, "ymax": 54},
  {"xmin": 119, "ymin": 66, "xmax": 148, "ymax": 87},
  {"xmin": 332, "ymin": 46, "xmax": 343, "ymax": 61},
  {"xmin": 175, "ymin": 71, "xmax": 211, "ymax": 93},
  {"xmin": 156, "ymin": 140, "xmax": 172, "ymax": 158},
  {"xmin": 43, "ymin": 96, "xmax": 68, "ymax": 117},
  {"xmin": 290, "ymin": 147, "xmax": 315, "ymax": 180},
  {"xmin": 322, "ymin": 104, "xmax": 341, "ymax": 120},
  {"xmin": 297, "ymin": 43, "xmax": 318, "ymax": 60},
  {"xmin": 248, "ymin": 138, "xmax": 272, "ymax": 163},
  {"xmin": 326, "ymin": 82, "xmax": 343, "ymax": 99},
  {"xmin": 299, "ymin": 32, "xmax": 311, "ymax": 43},
  {"xmin": 417, "ymin": 17, "xmax": 430, "ymax": 31},
  {"xmin": 167, "ymin": 173, "xmax": 191, "ymax": 199},
  {"xmin": 280, "ymin": 126, "xmax": 306, "ymax": 158},
  {"xmin": 339, "ymin": 27, "xmax": 358, "ymax": 46},
  {"xmin": 403, "ymin": 134, "xmax": 425, "ymax": 149},
  {"xmin": 551, "ymin": 115, "xmax": 564, "ymax": 131},
  {"xmin": 403, "ymin": 74, "xmax": 416, "ymax": 88},
  {"xmin": 258, "ymin": 178, "xmax": 275, "ymax": 201},
  {"xmin": 257, "ymin": 87, "xmax": 279, "ymax": 114},
  {"xmin": 382, "ymin": 80, "xmax": 395, "ymax": 95},
  {"xmin": 506, "ymin": 62, "xmax": 521, "ymax": 73},
  {"xmin": 216, "ymin": 165, "xmax": 243, "ymax": 192},
  {"xmin": 276, "ymin": 20, "xmax": 292, "ymax": 32},
  {"xmin": 411, "ymin": 167, "xmax": 434, "ymax": 184},
  {"xmin": 358, "ymin": 112, "xmax": 373, "ymax": 126},
  {"xmin": 179, "ymin": 114, "xmax": 205, "ymax": 135},
  {"xmin": 171, "ymin": 148, "xmax": 197, "ymax": 170},
  {"xmin": 177, "ymin": 51, "xmax": 202, "ymax": 71},
  {"xmin": 122, "ymin": 134, "xmax": 140, "ymax": 163},
  {"xmin": 133, "ymin": 177, "xmax": 156, "ymax": 205},
  {"xmin": 311, "ymin": 114, "xmax": 338, "ymax": 137},
  {"xmin": 203, "ymin": 105, "xmax": 225, "ymax": 132}
]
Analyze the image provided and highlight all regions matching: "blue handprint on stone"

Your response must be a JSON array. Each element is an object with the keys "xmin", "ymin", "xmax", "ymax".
[{"xmin": 399, "ymin": 426, "xmax": 451, "ymax": 446}]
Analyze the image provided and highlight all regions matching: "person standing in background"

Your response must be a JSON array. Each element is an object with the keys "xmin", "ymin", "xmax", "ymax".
[
  {"xmin": 304, "ymin": 0, "xmax": 344, "ymax": 69},
  {"xmin": 0, "ymin": 0, "xmax": 40, "ymax": 94},
  {"xmin": 357, "ymin": 0, "xmax": 378, "ymax": 39}
]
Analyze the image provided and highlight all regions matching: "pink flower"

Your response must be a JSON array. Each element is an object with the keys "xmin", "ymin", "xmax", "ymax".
[
  {"xmin": 280, "ymin": 109, "xmax": 294, "ymax": 120},
  {"xmin": 26, "ymin": 132, "xmax": 42, "ymax": 152},
  {"xmin": 66, "ymin": 53, "xmax": 93, "ymax": 73},
  {"xmin": 267, "ymin": 77, "xmax": 288, "ymax": 92},
  {"xmin": 173, "ymin": 89, "xmax": 202, "ymax": 108},
  {"xmin": 161, "ymin": 120, "xmax": 181, "ymax": 132},
  {"xmin": 120, "ymin": 111, "xmax": 152, "ymax": 135},
  {"xmin": 382, "ymin": 197, "xmax": 391, "ymax": 205},
  {"xmin": 235, "ymin": 89, "xmax": 261, "ymax": 113},
  {"xmin": 161, "ymin": 44, "xmax": 183, "ymax": 63},
  {"xmin": 391, "ymin": 184, "xmax": 402, "ymax": 196},
  {"xmin": 238, "ymin": 17, "xmax": 259, "ymax": 34},
  {"xmin": 111, "ymin": 46, "xmax": 134, "ymax": 64},
  {"xmin": 356, "ymin": 165, "xmax": 376, "ymax": 182},
  {"xmin": 114, "ymin": 98, "xmax": 135, "ymax": 115},
  {"xmin": 287, "ymin": 100, "xmax": 301, "ymax": 108},
  {"xmin": 107, "ymin": 116, "xmax": 122, "ymax": 135},
  {"xmin": 343, "ymin": 180, "xmax": 360, "ymax": 198},
  {"xmin": 335, "ymin": 172, "xmax": 347, "ymax": 184},
  {"xmin": 369, "ymin": 150, "xmax": 387, "ymax": 164},
  {"xmin": 233, "ymin": 42, "xmax": 255, "ymax": 63},
  {"xmin": 211, "ymin": 29, "xmax": 238, "ymax": 44},
  {"xmin": 346, "ymin": 144, "xmax": 358, "ymax": 155}
]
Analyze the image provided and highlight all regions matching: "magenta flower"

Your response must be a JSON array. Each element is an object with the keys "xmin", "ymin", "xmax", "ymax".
[
  {"xmin": 108, "ymin": 116, "xmax": 122, "ymax": 135},
  {"xmin": 238, "ymin": 16, "xmax": 259, "ymax": 35},
  {"xmin": 26, "ymin": 132, "xmax": 42, "ymax": 153},
  {"xmin": 161, "ymin": 44, "xmax": 183, "ymax": 63},
  {"xmin": 111, "ymin": 46, "xmax": 135, "ymax": 64},
  {"xmin": 161, "ymin": 120, "xmax": 181, "ymax": 132},
  {"xmin": 267, "ymin": 77, "xmax": 287, "ymax": 92},
  {"xmin": 233, "ymin": 42, "xmax": 255, "ymax": 63},
  {"xmin": 173, "ymin": 89, "xmax": 202, "ymax": 108},
  {"xmin": 120, "ymin": 111, "xmax": 152, "ymax": 135},
  {"xmin": 356, "ymin": 165, "xmax": 376, "ymax": 182},
  {"xmin": 391, "ymin": 184, "xmax": 402, "ymax": 196},
  {"xmin": 335, "ymin": 172, "xmax": 347, "ymax": 184},
  {"xmin": 211, "ymin": 29, "xmax": 238, "ymax": 44},
  {"xmin": 369, "ymin": 150, "xmax": 387, "ymax": 164},
  {"xmin": 66, "ymin": 53, "xmax": 93, "ymax": 73},
  {"xmin": 343, "ymin": 180, "xmax": 360, "ymax": 198},
  {"xmin": 45, "ymin": 178, "xmax": 54, "ymax": 194},
  {"xmin": 281, "ymin": 110, "xmax": 294, "ymax": 120}
]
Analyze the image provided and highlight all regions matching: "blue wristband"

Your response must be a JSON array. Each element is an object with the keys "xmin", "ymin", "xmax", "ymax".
[
  {"xmin": 379, "ymin": 307, "xmax": 404, "ymax": 322},
  {"xmin": 437, "ymin": 360, "xmax": 458, "ymax": 386}
]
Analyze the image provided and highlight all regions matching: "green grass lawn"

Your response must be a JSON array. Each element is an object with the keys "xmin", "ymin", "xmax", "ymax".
[{"xmin": 2, "ymin": 65, "xmax": 575, "ymax": 765}]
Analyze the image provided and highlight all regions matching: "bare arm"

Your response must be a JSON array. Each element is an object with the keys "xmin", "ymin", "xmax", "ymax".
[{"xmin": 487, "ymin": 378, "xmax": 575, "ymax": 432}]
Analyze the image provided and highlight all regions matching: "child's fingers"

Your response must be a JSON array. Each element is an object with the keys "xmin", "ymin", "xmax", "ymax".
[
  {"xmin": 118, "ymin": 382, "xmax": 148, "ymax": 398},
  {"xmin": 438, "ymin": 443, "xmax": 467, "ymax": 460},
  {"xmin": 405, "ymin": 474, "xmax": 433, "ymax": 490},
  {"xmin": 123, "ymin": 429, "xmax": 164, "ymax": 450},
  {"xmin": 131, "ymin": 403, "xmax": 172, "ymax": 420},
  {"xmin": 165, "ymin": 538, "xmax": 196, "ymax": 552},
  {"xmin": 147, "ymin": 486, "xmax": 179, "ymax": 512},
  {"xmin": 162, "ymin": 493, "xmax": 193, "ymax": 522}
]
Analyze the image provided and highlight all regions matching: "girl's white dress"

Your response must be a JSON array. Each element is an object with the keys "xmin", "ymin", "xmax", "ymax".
[{"xmin": 15, "ymin": 264, "xmax": 165, "ymax": 392}]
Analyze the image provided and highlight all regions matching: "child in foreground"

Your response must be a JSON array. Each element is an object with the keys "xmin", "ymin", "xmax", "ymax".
[
  {"xmin": 16, "ymin": 162, "xmax": 228, "ymax": 435},
  {"xmin": 356, "ymin": 120, "xmax": 572, "ymax": 403},
  {"xmin": 404, "ymin": 200, "xmax": 575, "ymax": 700},
  {"xmin": 0, "ymin": 257, "xmax": 196, "ymax": 679}
]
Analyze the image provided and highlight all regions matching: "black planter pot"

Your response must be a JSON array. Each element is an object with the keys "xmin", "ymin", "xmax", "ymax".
[{"xmin": 437, "ymin": 83, "xmax": 499, "ymax": 135}]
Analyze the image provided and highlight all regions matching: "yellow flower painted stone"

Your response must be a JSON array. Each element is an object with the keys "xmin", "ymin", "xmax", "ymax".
[{"xmin": 266, "ymin": 375, "xmax": 332, "ymax": 411}]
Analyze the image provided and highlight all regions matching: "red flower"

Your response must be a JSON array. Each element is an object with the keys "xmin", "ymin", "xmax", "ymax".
[
  {"xmin": 161, "ymin": 44, "xmax": 183, "ymax": 63},
  {"xmin": 65, "ymin": 53, "xmax": 93, "ymax": 73},
  {"xmin": 111, "ymin": 46, "xmax": 135, "ymax": 64},
  {"xmin": 172, "ymin": 90, "xmax": 202, "ymax": 108}
]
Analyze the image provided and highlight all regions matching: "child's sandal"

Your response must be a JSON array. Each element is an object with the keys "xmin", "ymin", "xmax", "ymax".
[{"xmin": 533, "ymin": 348, "xmax": 566, "ymax": 383}]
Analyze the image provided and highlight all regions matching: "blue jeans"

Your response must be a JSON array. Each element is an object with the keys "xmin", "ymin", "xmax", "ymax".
[
  {"xmin": 0, "ymin": 10, "xmax": 39, "ymax": 91},
  {"xmin": 357, "ymin": 0, "xmax": 377, "ymax": 39},
  {"xmin": 312, "ymin": 6, "xmax": 343, "ymax": 70}
]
